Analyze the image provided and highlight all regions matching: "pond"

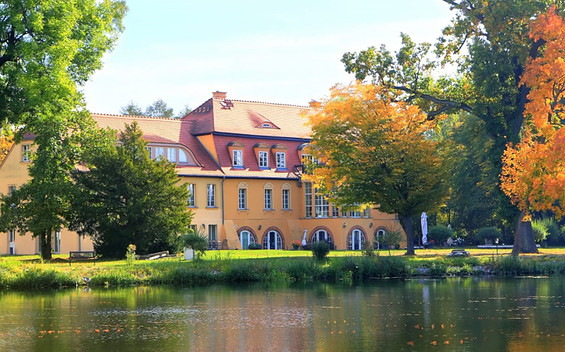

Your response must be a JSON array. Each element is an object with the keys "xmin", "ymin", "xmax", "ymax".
[{"xmin": 1, "ymin": 277, "xmax": 565, "ymax": 351}]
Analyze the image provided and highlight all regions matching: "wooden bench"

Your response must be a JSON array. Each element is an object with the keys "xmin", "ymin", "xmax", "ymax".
[{"xmin": 69, "ymin": 251, "xmax": 97, "ymax": 265}]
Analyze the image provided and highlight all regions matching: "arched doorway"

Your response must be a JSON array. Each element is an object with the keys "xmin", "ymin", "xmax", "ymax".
[
  {"xmin": 348, "ymin": 228, "xmax": 366, "ymax": 250},
  {"xmin": 311, "ymin": 229, "xmax": 334, "ymax": 249},
  {"xmin": 263, "ymin": 230, "xmax": 284, "ymax": 249},
  {"xmin": 238, "ymin": 229, "xmax": 256, "ymax": 250}
]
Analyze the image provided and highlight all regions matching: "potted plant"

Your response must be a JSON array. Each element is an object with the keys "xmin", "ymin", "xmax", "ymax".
[{"xmin": 292, "ymin": 240, "xmax": 301, "ymax": 250}]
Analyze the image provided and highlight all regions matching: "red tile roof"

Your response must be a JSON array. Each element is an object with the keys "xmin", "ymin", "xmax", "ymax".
[{"xmin": 184, "ymin": 94, "xmax": 311, "ymax": 138}]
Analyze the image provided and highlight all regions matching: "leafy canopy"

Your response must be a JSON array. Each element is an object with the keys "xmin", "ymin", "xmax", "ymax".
[
  {"xmin": 68, "ymin": 122, "xmax": 193, "ymax": 258},
  {"xmin": 306, "ymin": 83, "xmax": 449, "ymax": 255}
]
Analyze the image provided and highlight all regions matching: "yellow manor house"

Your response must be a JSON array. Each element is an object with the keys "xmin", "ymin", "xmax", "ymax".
[{"xmin": 0, "ymin": 91, "xmax": 403, "ymax": 255}]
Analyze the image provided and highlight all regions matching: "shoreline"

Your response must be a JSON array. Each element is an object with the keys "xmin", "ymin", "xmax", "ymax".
[{"xmin": 2, "ymin": 249, "xmax": 565, "ymax": 290}]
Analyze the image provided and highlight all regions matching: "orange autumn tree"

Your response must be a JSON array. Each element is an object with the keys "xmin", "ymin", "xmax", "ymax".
[
  {"xmin": 306, "ymin": 83, "xmax": 448, "ymax": 255},
  {"xmin": 501, "ymin": 6, "xmax": 565, "ymax": 248},
  {"xmin": 0, "ymin": 125, "xmax": 13, "ymax": 165}
]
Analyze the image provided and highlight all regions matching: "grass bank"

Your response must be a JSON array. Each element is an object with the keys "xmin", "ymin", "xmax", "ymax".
[{"xmin": 2, "ymin": 248, "xmax": 565, "ymax": 289}]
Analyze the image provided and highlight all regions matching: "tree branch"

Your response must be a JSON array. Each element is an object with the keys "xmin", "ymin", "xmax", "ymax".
[{"xmin": 392, "ymin": 85, "xmax": 473, "ymax": 119}]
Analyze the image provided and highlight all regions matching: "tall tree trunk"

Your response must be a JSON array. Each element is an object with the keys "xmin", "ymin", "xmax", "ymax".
[
  {"xmin": 512, "ymin": 211, "xmax": 538, "ymax": 256},
  {"xmin": 40, "ymin": 230, "xmax": 52, "ymax": 260},
  {"xmin": 400, "ymin": 215, "xmax": 415, "ymax": 255}
]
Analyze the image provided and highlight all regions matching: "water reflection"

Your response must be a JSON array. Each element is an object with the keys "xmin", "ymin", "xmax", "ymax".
[{"xmin": 2, "ymin": 278, "xmax": 565, "ymax": 351}]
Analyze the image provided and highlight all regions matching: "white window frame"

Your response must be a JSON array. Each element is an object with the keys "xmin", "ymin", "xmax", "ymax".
[
  {"xmin": 276, "ymin": 152, "xmax": 286, "ymax": 169},
  {"xmin": 187, "ymin": 184, "xmax": 195, "ymax": 207},
  {"xmin": 179, "ymin": 149, "xmax": 188, "ymax": 163},
  {"xmin": 155, "ymin": 147, "xmax": 165, "ymax": 159},
  {"xmin": 207, "ymin": 184, "xmax": 216, "ymax": 207},
  {"xmin": 259, "ymin": 151, "xmax": 269, "ymax": 168},
  {"xmin": 22, "ymin": 144, "xmax": 30, "ymax": 162},
  {"xmin": 314, "ymin": 189, "xmax": 329, "ymax": 218},
  {"xmin": 305, "ymin": 182, "xmax": 312, "ymax": 218},
  {"xmin": 238, "ymin": 188, "xmax": 247, "ymax": 209},
  {"xmin": 167, "ymin": 148, "xmax": 177, "ymax": 162},
  {"xmin": 233, "ymin": 149, "xmax": 243, "ymax": 167},
  {"xmin": 264, "ymin": 188, "xmax": 273, "ymax": 210},
  {"xmin": 208, "ymin": 224, "xmax": 217, "ymax": 242},
  {"xmin": 282, "ymin": 188, "xmax": 290, "ymax": 210},
  {"xmin": 146, "ymin": 146, "xmax": 152, "ymax": 159}
]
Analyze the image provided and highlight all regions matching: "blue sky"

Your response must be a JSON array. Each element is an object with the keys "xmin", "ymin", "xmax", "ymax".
[{"xmin": 82, "ymin": 0, "xmax": 453, "ymax": 115}]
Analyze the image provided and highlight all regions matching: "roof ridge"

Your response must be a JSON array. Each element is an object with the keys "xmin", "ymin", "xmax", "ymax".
[
  {"xmin": 91, "ymin": 113, "xmax": 180, "ymax": 121},
  {"xmin": 220, "ymin": 99, "xmax": 310, "ymax": 109}
]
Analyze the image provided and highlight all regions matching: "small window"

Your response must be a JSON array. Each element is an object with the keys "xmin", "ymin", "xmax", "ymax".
[
  {"xmin": 282, "ymin": 188, "xmax": 290, "ymax": 210},
  {"xmin": 8, "ymin": 185, "xmax": 16, "ymax": 196},
  {"xmin": 233, "ymin": 149, "xmax": 243, "ymax": 167},
  {"xmin": 276, "ymin": 152, "xmax": 286, "ymax": 169},
  {"xmin": 22, "ymin": 145, "xmax": 30, "ymax": 162},
  {"xmin": 264, "ymin": 188, "xmax": 273, "ymax": 210},
  {"xmin": 207, "ymin": 184, "xmax": 216, "ymax": 207},
  {"xmin": 167, "ymin": 148, "xmax": 176, "ymax": 162},
  {"xmin": 146, "ymin": 146, "xmax": 152, "ymax": 159},
  {"xmin": 332, "ymin": 205, "xmax": 340, "ymax": 217},
  {"xmin": 9, "ymin": 229, "xmax": 15, "ymax": 242},
  {"xmin": 259, "ymin": 151, "xmax": 269, "ymax": 168},
  {"xmin": 238, "ymin": 188, "xmax": 247, "ymax": 209},
  {"xmin": 187, "ymin": 184, "xmax": 195, "ymax": 207},
  {"xmin": 305, "ymin": 182, "xmax": 312, "ymax": 218}
]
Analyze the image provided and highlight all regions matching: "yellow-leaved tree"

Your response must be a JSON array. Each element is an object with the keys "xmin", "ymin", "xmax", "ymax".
[
  {"xmin": 306, "ymin": 83, "xmax": 448, "ymax": 255},
  {"xmin": 501, "ymin": 6, "xmax": 565, "ymax": 253}
]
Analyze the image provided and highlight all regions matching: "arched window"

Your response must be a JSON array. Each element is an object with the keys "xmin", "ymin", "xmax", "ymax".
[
  {"xmin": 348, "ymin": 228, "xmax": 366, "ymax": 250},
  {"xmin": 311, "ymin": 229, "xmax": 334, "ymax": 249},
  {"xmin": 263, "ymin": 230, "xmax": 284, "ymax": 250},
  {"xmin": 238, "ymin": 230, "xmax": 256, "ymax": 250}
]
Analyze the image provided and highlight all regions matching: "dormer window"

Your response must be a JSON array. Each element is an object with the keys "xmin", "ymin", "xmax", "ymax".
[
  {"xmin": 276, "ymin": 152, "xmax": 286, "ymax": 169},
  {"xmin": 253, "ymin": 142, "xmax": 270, "ymax": 170},
  {"xmin": 259, "ymin": 151, "xmax": 268, "ymax": 168},
  {"xmin": 227, "ymin": 141, "xmax": 245, "ymax": 169},
  {"xmin": 271, "ymin": 143, "xmax": 288, "ymax": 171},
  {"xmin": 261, "ymin": 122, "xmax": 273, "ymax": 128},
  {"xmin": 167, "ymin": 148, "xmax": 176, "ymax": 162},
  {"xmin": 233, "ymin": 149, "xmax": 243, "ymax": 167}
]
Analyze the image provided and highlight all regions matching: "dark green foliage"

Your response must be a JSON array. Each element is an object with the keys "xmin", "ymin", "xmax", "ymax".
[
  {"xmin": 428, "ymin": 226, "xmax": 454, "ymax": 246},
  {"xmin": 69, "ymin": 122, "xmax": 192, "ymax": 258},
  {"xmin": 476, "ymin": 227, "xmax": 502, "ymax": 244},
  {"xmin": 180, "ymin": 231, "xmax": 208, "ymax": 259},
  {"xmin": 362, "ymin": 241, "xmax": 376, "ymax": 257},
  {"xmin": 311, "ymin": 241, "xmax": 330, "ymax": 261},
  {"xmin": 248, "ymin": 243, "xmax": 262, "ymax": 250}
]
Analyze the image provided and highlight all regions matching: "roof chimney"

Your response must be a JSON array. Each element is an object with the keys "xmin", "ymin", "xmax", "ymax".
[{"xmin": 213, "ymin": 91, "xmax": 227, "ymax": 99}]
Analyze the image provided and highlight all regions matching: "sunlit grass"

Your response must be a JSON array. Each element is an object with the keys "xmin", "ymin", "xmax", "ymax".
[{"xmin": 3, "ymin": 247, "xmax": 565, "ymax": 289}]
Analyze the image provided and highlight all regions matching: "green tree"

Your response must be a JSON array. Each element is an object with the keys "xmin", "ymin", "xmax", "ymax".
[
  {"xmin": 341, "ymin": 0, "xmax": 562, "ymax": 254},
  {"xmin": 0, "ymin": 0, "xmax": 125, "ymax": 259},
  {"xmin": 0, "ymin": 113, "xmax": 103, "ymax": 260},
  {"xmin": 145, "ymin": 99, "xmax": 174, "ymax": 118},
  {"xmin": 120, "ymin": 101, "xmax": 144, "ymax": 116},
  {"xmin": 0, "ymin": 0, "xmax": 126, "ymax": 129},
  {"xmin": 307, "ymin": 83, "xmax": 449, "ymax": 255},
  {"xmin": 68, "ymin": 122, "xmax": 193, "ymax": 258}
]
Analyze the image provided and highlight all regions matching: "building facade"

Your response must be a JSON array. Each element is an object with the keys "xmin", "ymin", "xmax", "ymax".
[{"xmin": 0, "ymin": 91, "xmax": 404, "ymax": 254}]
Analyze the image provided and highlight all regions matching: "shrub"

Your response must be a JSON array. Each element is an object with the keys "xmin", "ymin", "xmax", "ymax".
[
  {"xmin": 532, "ymin": 219, "xmax": 550, "ymax": 243},
  {"xmin": 362, "ymin": 241, "xmax": 376, "ymax": 257},
  {"xmin": 379, "ymin": 230, "xmax": 402, "ymax": 255},
  {"xmin": 180, "ymin": 231, "xmax": 208, "ymax": 259},
  {"xmin": 248, "ymin": 243, "xmax": 262, "ymax": 250},
  {"xmin": 311, "ymin": 241, "xmax": 330, "ymax": 261},
  {"xmin": 428, "ymin": 226, "xmax": 453, "ymax": 246},
  {"xmin": 476, "ymin": 227, "xmax": 501, "ymax": 244}
]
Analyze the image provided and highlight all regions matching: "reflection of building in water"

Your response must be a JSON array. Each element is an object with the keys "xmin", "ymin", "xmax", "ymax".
[{"xmin": 0, "ymin": 91, "xmax": 403, "ymax": 255}]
